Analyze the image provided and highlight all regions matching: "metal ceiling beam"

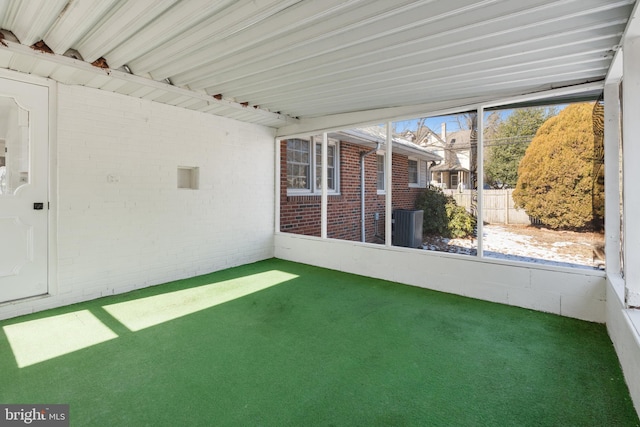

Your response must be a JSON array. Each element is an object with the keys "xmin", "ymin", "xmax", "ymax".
[
  {"xmin": 0, "ymin": 38, "xmax": 297, "ymax": 128},
  {"xmin": 278, "ymin": 67, "xmax": 607, "ymax": 118},
  {"xmin": 148, "ymin": 0, "xmax": 364, "ymax": 81},
  {"xmin": 173, "ymin": 0, "xmax": 497, "ymax": 88},
  {"xmin": 222, "ymin": 33, "xmax": 620, "ymax": 106},
  {"xmin": 186, "ymin": 1, "xmax": 628, "ymax": 93},
  {"xmin": 44, "ymin": 0, "xmax": 118, "ymax": 55},
  {"xmin": 128, "ymin": 0, "xmax": 303, "ymax": 77},
  {"xmin": 2, "ymin": 0, "xmax": 67, "ymax": 47},
  {"xmin": 76, "ymin": 0, "xmax": 179, "ymax": 63},
  {"xmin": 277, "ymin": 81, "xmax": 604, "ymax": 137},
  {"xmin": 164, "ymin": 0, "xmax": 429, "ymax": 85},
  {"xmin": 104, "ymin": 0, "xmax": 237, "ymax": 70}
]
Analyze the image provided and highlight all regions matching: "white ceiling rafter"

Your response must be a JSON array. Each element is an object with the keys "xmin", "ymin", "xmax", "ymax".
[
  {"xmin": 188, "ymin": 0, "xmax": 628, "ymax": 95},
  {"xmin": 206, "ymin": 18, "xmax": 625, "ymax": 106},
  {"xmin": 183, "ymin": 0, "xmax": 573, "ymax": 91},
  {"xmin": 104, "ymin": 0, "xmax": 238, "ymax": 70},
  {"xmin": 145, "ymin": 0, "xmax": 365, "ymax": 82},
  {"xmin": 44, "ymin": 0, "xmax": 119, "ymax": 55},
  {"xmin": 0, "ymin": 37, "xmax": 296, "ymax": 128},
  {"xmin": 276, "ymin": 81, "xmax": 606, "ymax": 138},
  {"xmin": 2, "ymin": 0, "xmax": 67, "ymax": 47},
  {"xmin": 128, "ymin": 0, "xmax": 303, "ymax": 77},
  {"xmin": 76, "ymin": 0, "xmax": 179, "ymax": 64},
  {"xmin": 174, "ymin": 0, "xmax": 485, "ymax": 89},
  {"xmin": 0, "ymin": 0, "xmax": 634, "ymax": 129}
]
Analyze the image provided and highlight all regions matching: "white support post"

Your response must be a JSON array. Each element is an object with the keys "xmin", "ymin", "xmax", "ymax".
[
  {"xmin": 476, "ymin": 107, "xmax": 484, "ymax": 258},
  {"xmin": 321, "ymin": 133, "xmax": 328, "ymax": 239},
  {"xmin": 385, "ymin": 122, "xmax": 393, "ymax": 247},
  {"xmin": 604, "ymin": 82, "xmax": 621, "ymax": 277},
  {"xmin": 275, "ymin": 138, "xmax": 281, "ymax": 233},
  {"xmin": 623, "ymin": 36, "xmax": 640, "ymax": 307}
]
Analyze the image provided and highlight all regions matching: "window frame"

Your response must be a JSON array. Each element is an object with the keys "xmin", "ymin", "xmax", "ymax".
[
  {"xmin": 286, "ymin": 138, "xmax": 311, "ymax": 192},
  {"xmin": 286, "ymin": 136, "xmax": 340, "ymax": 196},
  {"xmin": 376, "ymin": 153, "xmax": 385, "ymax": 194},
  {"xmin": 450, "ymin": 173, "xmax": 459, "ymax": 189},
  {"xmin": 407, "ymin": 157, "xmax": 429, "ymax": 189},
  {"xmin": 408, "ymin": 158, "xmax": 419, "ymax": 186}
]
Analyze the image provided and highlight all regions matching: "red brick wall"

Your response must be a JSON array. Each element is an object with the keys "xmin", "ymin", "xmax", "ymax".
[{"xmin": 280, "ymin": 140, "xmax": 423, "ymax": 243}]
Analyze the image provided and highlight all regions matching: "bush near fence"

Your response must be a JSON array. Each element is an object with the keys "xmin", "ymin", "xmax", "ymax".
[{"xmin": 443, "ymin": 189, "xmax": 532, "ymax": 225}]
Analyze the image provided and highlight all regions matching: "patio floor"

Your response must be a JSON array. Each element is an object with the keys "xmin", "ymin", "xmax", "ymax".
[{"xmin": 1, "ymin": 259, "xmax": 638, "ymax": 426}]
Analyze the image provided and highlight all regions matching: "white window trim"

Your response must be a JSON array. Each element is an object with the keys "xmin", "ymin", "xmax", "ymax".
[
  {"xmin": 376, "ymin": 152, "xmax": 386, "ymax": 195},
  {"xmin": 286, "ymin": 137, "xmax": 340, "ymax": 196},
  {"xmin": 408, "ymin": 157, "xmax": 428, "ymax": 188},
  {"xmin": 408, "ymin": 158, "xmax": 419, "ymax": 187}
]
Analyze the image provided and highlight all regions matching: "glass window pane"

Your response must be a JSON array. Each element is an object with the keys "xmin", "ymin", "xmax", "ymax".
[
  {"xmin": 393, "ymin": 113, "xmax": 478, "ymax": 254},
  {"xmin": 482, "ymin": 103, "xmax": 604, "ymax": 269},
  {"xmin": 286, "ymin": 138, "xmax": 311, "ymax": 190},
  {"xmin": 408, "ymin": 160, "xmax": 418, "ymax": 184},
  {"xmin": 377, "ymin": 155, "xmax": 385, "ymax": 191},
  {"xmin": 0, "ymin": 98, "xmax": 29, "ymax": 196},
  {"xmin": 315, "ymin": 143, "xmax": 338, "ymax": 191}
]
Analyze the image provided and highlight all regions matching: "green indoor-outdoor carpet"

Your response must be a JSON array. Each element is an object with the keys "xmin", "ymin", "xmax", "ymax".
[{"xmin": 0, "ymin": 259, "xmax": 638, "ymax": 426}]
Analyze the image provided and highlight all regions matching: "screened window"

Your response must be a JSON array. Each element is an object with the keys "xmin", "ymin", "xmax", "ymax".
[
  {"xmin": 286, "ymin": 139, "xmax": 310, "ymax": 190},
  {"xmin": 408, "ymin": 159, "xmax": 418, "ymax": 185},
  {"xmin": 377, "ymin": 154, "xmax": 385, "ymax": 192},
  {"xmin": 286, "ymin": 137, "xmax": 339, "ymax": 194},
  {"xmin": 315, "ymin": 144, "xmax": 336, "ymax": 191}
]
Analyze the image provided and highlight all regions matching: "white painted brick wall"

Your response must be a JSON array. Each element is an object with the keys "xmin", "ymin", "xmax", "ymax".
[
  {"xmin": 1, "ymin": 83, "xmax": 275, "ymax": 318},
  {"xmin": 274, "ymin": 233, "xmax": 607, "ymax": 322}
]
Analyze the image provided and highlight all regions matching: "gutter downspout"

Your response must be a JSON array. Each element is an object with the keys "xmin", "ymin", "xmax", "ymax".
[{"xmin": 361, "ymin": 142, "xmax": 381, "ymax": 242}]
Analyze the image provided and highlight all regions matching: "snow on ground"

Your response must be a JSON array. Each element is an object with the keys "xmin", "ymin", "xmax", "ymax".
[{"xmin": 422, "ymin": 225, "xmax": 602, "ymax": 270}]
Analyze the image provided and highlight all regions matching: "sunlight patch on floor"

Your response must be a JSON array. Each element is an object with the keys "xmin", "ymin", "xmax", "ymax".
[
  {"xmin": 103, "ymin": 270, "xmax": 299, "ymax": 331},
  {"xmin": 3, "ymin": 310, "xmax": 118, "ymax": 368}
]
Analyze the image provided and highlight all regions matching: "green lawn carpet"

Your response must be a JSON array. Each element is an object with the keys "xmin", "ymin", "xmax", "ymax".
[{"xmin": 1, "ymin": 259, "xmax": 638, "ymax": 426}]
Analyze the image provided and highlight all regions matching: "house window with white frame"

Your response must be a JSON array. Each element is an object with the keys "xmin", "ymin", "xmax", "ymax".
[
  {"xmin": 377, "ymin": 154, "xmax": 385, "ymax": 193},
  {"xmin": 408, "ymin": 159, "xmax": 418, "ymax": 185},
  {"xmin": 287, "ymin": 139, "xmax": 310, "ymax": 190},
  {"xmin": 286, "ymin": 137, "xmax": 339, "ymax": 194},
  {"xmin": 408, "ymin": 157, "xmax": 428, "ymax": 188},
  {"xmin": 315, "ymin": 143, "xmax": 336, "ymax": 190}
]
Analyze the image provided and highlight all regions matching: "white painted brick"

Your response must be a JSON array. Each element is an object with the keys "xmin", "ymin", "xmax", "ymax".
[
  {"xmin": 274, "ymin": 234, "xmax": 606, "ymax": 322},
  {"xmin": 4, "ymin": 83, "xmax": 276, "ymax": 319},
  {"xmin": 507, "ymin": 287, "xmax": 562, "ymax": 315}
]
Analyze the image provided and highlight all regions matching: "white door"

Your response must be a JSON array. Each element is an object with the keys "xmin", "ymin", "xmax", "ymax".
[{"xmin": 0, "ymin": 78, "xmax": 48, "ymax": 303}]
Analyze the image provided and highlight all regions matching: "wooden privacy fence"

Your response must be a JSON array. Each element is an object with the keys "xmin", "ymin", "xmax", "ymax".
[{"xmin": 443, "ymin": 189, "xmax": 532, "ymax": 225}]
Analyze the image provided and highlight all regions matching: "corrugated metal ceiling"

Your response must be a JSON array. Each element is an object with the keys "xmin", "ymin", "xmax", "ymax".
[{"xmin": 0, "ymin": 0, "xmax": 634, "ymax": 129}]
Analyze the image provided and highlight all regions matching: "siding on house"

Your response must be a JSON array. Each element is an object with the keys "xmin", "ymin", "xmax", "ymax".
[{"xmin": 280, "ymin": 140, "xmax": 424, "ymax": 243}]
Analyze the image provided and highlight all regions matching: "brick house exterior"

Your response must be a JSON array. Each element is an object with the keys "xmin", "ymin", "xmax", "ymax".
[{"xmin": 280, "ymin": 129, "xmax": 440, "ymax": 243}]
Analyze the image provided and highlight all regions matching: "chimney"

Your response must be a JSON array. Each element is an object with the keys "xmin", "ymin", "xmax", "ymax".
[{"xmin": 441, "ymin": 122, "xmax": 446, "ymax": 141}]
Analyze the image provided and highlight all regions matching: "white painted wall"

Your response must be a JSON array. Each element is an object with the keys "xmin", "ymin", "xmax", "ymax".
[
  {"xmin": 606, "ymin": 277, "xmax": 640, "ymax": 414},
  {"xmin": 0, "ymin": 83, "xmax": 276, "ymax": 319},
  {"xmin": 274, "ymin": 233, "xmax": 606, "ymax": 322}
]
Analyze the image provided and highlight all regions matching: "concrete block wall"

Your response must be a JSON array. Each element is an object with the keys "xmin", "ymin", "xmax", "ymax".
[
  {"xmin": 280, "ymin": 139, "xmax": 423, "ymax": 242},
  {"xmin": 274, "ymin": 232, "xmax": 607, "ymax": 323},
  {"xmin": 1, "ymin": 83, "xmax": 276, "ymax": 319}
]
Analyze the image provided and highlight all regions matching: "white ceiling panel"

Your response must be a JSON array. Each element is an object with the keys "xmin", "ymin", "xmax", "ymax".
[
  {"xmin": 2, "ymin": 0, "xmax": 67, "ymax": 46},
  {"xmin": 76, "ymin": 0, "xmax": 179, "ymax": 63},
  {"xmin": 44, "ymin": 0, "xmax": 119, "ymax": 55},
  {"xmin": 0, "ymin": 0, "xmax": 634, "ymax": 129}
]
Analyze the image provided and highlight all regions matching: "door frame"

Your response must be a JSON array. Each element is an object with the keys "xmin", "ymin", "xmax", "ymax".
[{"xmin": 0, "ymin": 68, "xmax": 58, "ymax": 304}]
